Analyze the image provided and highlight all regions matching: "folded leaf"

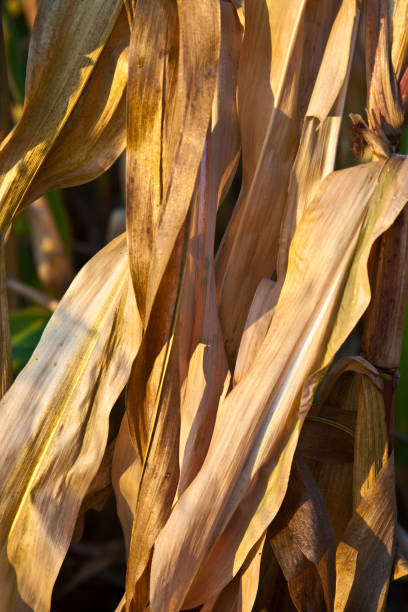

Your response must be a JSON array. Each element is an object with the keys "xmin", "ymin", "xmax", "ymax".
[
  {"xmin": 177, "ymin": 0, "xmax": 242, "ymax": 494},
  {"xmin": 0, "ymin": 234, "xmax": 141, "ymax": 611},
  {"xmin": 335, "ymin": 456, "xmax": 396, "ymax": 611},
  {"xmin": 270, "ymin": 456, "xmax": 336, "ymax": 612},
  {"xmin": 126, "ymin": 0, "xmax": 220, "ymax": 325},
  {"xmin": 0, "ymin": 0, "xmax": 127, "ymax": 234}
]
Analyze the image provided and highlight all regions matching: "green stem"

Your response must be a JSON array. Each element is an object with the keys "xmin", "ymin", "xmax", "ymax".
[{"xmin": 0, "ymin": 3, "xmax": 13, "ymax": 398}]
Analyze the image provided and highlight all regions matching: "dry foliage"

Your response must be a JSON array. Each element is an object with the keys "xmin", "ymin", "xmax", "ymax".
[{"xmin": 0, "ymin": 1, "xmax": 408, "ymax": 611}]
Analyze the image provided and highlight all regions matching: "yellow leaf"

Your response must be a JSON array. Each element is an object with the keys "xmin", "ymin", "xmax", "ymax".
[
  {"xmin": 0, "ymin": 234, "xmax": 141, "ymax": 611},
  {"xmin": 0, "ymin": 0, "xmax": 128, "ymax": 234}
]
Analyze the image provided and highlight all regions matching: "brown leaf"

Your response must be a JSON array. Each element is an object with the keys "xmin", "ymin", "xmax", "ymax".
[
  {"xmin": 216, "ymin": 0, "xmax": 354, "ymax": 364},
  {"xmin": 124, "ymin": 3, "xmax": 222, "ymax": 606},
  {"xmin": 278, "ymin": 0, "xmax": 359, "ymax": 282},
  {"xmin": 201, "ymin": 534, "xmax": 266, "ymax": 612},
  {"xmin": 177, "ymin": 0, "xmax": 242, "ymax": 493},
  {"xmin": 335, "ymin": 455, "xmax": 396, "ymax": 611},
  {"xmin": 270, "ymin": 456, "xmax": 336, "ymax": 612},
  {"xmin": 126, "ymin": 0, "xmax": 220, "ymax": 325}
]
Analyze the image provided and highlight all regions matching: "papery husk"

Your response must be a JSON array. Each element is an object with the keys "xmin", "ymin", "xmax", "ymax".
[
  {"xmin": 334, "ymin": 373, "xmax": 395, "ymax": 611},
  {"xmin": 309, "ymin": 358, "xmax": 381, "ymax": 543},
  {"xmin": 304, "ymin": 356, "xmax": 396, "ymax": 611},
  {"xmin": 0, "ymin": 234, "xmax": 141, "ymax": 612},
  {"xmin": 335, "ymin": 455, "xmax": 396, "ymax": 611},
  {"xmin": 215, "ymin": 0, "xmax": 356, "ymax": 363},
  {"xmin": 150, "ymin": 157, "xmax": 408, "ymax": 611},
  {"xmin": 365, "ymin": 0, "xmax": 405, "ymax": 142},
  {"xmin": 0, "ymin": 0, "xmax": 128, "ymax": 234}
]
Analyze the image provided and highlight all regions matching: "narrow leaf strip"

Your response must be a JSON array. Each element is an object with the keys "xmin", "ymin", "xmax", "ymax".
[
  {"xmin": 126, "ymin": 0, "xmax": 220, "ymax": 324},
  {"xmin": 177, "ymin": 1, "xmax": 242, "ymax": 493}
]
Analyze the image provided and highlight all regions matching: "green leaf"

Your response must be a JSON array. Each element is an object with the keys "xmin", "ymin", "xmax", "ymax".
[{"xmin": 10, "ymin": 306, "xmax": 50, "ymax": 374}]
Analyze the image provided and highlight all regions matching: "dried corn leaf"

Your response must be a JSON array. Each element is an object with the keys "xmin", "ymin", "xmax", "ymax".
[
  {"xmin": 178, "ymin": 1, "xmax": 241, "ymax": 493},
  {"xmin": 0, "ymin": 234, "xmax": 141, "ymax": 611},
  {"xmin": 0, "ymin": 0, "xmax": 127, "ymax": 234},
  {"xmin": 112, "ymin": 412, "xmax": 140, "ymax": 557},
  {"xmin": 277, "ymin": 0, "xmax": 358, "ymax": 281},
  {"xmin": 201, "ymin": 534, "xmax": 265, "ymax": 612},
  {"xmin": 24, "ymin": 8, "xmax": 129, "ymax": 205},
  {"xmin": 126, "ymin": 0, "xmax": 220, "ymax": 324},
  {"xmin": 125, "ymin": 232, "xmax": 186, "ymax": 611},
  {"xmin": 123, "ymin": 3, "xmax": 221, "ymax": 607},
  {"xmin": 335, "ymin": 455, "xmax": 396, "ymax": 611},
  {"xmin": 150, "ymin": 156, "xmax": 408, "ymax": 610},
  {"xmin": 269, "ymin": 456, "xmax": 336, "ymax": 612},
  {"xmin": 234, "ymin": 278, "xmax": 278, "ymax": 385},
  {"xmin": 216, "ymin": 0, "xmax": 350, "ymax": 363}
]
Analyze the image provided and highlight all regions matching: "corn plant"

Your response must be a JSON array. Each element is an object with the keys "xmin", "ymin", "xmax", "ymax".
[{"xmin": 0, "ymin": 0, "xmax": 408, "ymax": 610}]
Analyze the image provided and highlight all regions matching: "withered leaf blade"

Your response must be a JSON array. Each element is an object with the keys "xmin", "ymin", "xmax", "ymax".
[
  {"xmin": 335, "ymin": 455, "xmax": 396, "ymax": 611},
  {"xmin": 201, "ymin": 534, "xmax": 266, "ymax": 612},
  {"xmin": 0, "ymin": 234, "xmax": 141, "ymax": 612},
  {"xmin": 126, "ymin": 0, "xmax": 220, "ymax": 325},
  {"xmin": 124, "ymin": 226, "xmax": 187, "ymax": 611},
  {"xmin": 215, "ymin": 0, "xmax": 352, "ymax": 364},
  {"xmin": 277, "ymin": 0, "xmax": 359, "ymax": 281},
  {"xmin": 0, "ymin": 0, "xmax": 127, "ymax": 234},
  {"xmin": 23, "ymin": 8, "xmax": 129, "ymax": 206},
  {"xmin": 178, "ymin": 0, "xmax": 241, "ymax": 494},
  {"xmin": 270, "ymin": 456, "xmax": 336, "ymax": 612},
  {"xmin": 123, "ymin": 2, "xmax": 221, "ymax": 608},
  {"xmin": 150, "ymin": 157, "xmax": 408, "ymax": 610}
]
